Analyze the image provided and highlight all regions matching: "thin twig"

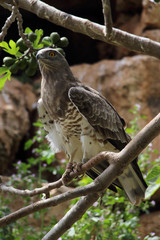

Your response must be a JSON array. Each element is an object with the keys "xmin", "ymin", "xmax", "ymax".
[
  {"xmin": 0, "ymin": 179, "xmax": 62, "ymax": 196},
  {"xmin": 0, "ymin": 5, "xmax": 17, "ymax": 42},
  {"xmin": 15, "ymin": 7, "xmax": 34, "ymax": 52},
  {"xmin": 101, "ymin": 0, "xmax": 113, "ymax": 38}
]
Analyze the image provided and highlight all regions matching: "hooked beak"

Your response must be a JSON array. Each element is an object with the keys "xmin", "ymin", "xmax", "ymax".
[{"xmin": 36, "ymin": 52, "xmax": 43, "ymax": 60}]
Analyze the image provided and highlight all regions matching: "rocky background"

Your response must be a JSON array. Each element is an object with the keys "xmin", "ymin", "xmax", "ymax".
[{"xmin": 0, "ymin": 0, "xmax": 160, "ymax": 238}]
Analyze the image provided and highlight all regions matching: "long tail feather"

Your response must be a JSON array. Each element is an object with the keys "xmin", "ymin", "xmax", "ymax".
[
  {"xmin": 86, "ymin": 160, "xmax": 147, "ymax": 205},
  {"xmin": 118, "ymin": 164, "xmax": 147, "ymax": 206}
]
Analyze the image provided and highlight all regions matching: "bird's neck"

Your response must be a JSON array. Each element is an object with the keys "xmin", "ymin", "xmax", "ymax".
[{"xmin": 41, "ymin": 68, "xmax": 77, "ymax": 119}]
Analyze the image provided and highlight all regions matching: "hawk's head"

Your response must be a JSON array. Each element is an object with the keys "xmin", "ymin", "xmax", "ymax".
[{"xmin": 36, "ymin": 48, "xmax": 67, "ymax": 70}]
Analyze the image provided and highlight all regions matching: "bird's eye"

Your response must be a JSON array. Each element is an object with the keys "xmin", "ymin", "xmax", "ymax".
[{"xmin": 49, "ymin": 52, "xmax": 55, "ymax": 57}]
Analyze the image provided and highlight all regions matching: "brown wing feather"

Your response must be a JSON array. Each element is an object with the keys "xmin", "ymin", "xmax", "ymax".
[{"xmin": 68, "ymin": 85, "xmax": 128, "ymax": 144}]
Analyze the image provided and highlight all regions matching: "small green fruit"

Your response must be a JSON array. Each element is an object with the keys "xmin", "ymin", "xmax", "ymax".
[
  {"xmin": 42, "ymin": 36, "xmax": 51, "ymax": 46},
  {"xmin": 50, "ymin": 32, "xmax": 60, "ymax": 44},
  {"xmin": 28, "ymin": 32, "xmax": 37, "ymax": 42},
  {"xmin": 57, "ymin": 37, "xmax": 69, "ymax": 47},
  {"xmin": 29, "ymin": 55, "xmax": 38, "ymax": 68},
  {"xmin": 9, "ymin": 62, "xmax": 19, "ymax": 74},
  {"xmin": 16, "ymin": 38, "xmax": 28, "ymax": 52},
  {"xmin": 18, "ymin": 58, "xmax": 28, "ymax": 70},
  {"xmin": 25, "ymin": 66, "xmax": 37, "ymax": 77},
  {"xmin": 3, "ymin": 57, "xmax": 16, "ymax": 67}
]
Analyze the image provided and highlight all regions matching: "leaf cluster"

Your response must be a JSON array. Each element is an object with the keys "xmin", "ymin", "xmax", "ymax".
[{"xmin": 0, "ymin": 27, "xmax": 69, "ymax": 89}]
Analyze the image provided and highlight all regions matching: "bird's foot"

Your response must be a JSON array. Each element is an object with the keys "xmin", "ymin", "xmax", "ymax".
[
  {"xmin": 62, "ymin": 162, "xmax": 73, "ymax": 185},
  {"xmin": 72, "ymin": 162, "xmax": 83, "ymax": 173},
  {"xmin": 62, "ymin": 162, "xmax": 83, "ymax": 185},
  {"xmin": 72, "ymin": 162, "xmax": 84, "ymax": 181}
]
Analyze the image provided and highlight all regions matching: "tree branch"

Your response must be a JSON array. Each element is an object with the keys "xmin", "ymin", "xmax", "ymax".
[
  {"xmin": 42, "ymin": 193, "xmax": 99, "ymax": 240},
  {"xmin": 101, "ymin": 0, "xmax": 113, "ymax": 38},
  {"xmin": 117, "ymin": 112, "xmax": 160, "ymax": 165},
  {"xmin": 0, "ymin": 179, "xmax": 62, "ymax": 196},
  {"xmin": 0, "ymin": 0, "xmax": 160, "ymax": 58},
  {"xmin": 14, "ymin": 5, "xmax": 34, "ymax": 51},
  {"xmin": 0, "ymin": 4, "xmax": 17, "ymax": 42}
]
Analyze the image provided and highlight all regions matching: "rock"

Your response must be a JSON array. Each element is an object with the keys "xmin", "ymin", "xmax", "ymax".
[
  {"xmin": 142, "ymin": 29, "xmax": 160, "ymax": 42},
  {"xmin": 115, "ymin": 0, "xmax": 142, "ymax": 13},
  {"xmin": 111, "ymin": 14, "xmax": 143, "ymax": 59},
  {"xmin": 139, "ymin": 211, "xmax": 160, "ymax": 239},
  {"xmin": 0, "ymin": 78, "xmax": 37, "ymax": 174},
  {"xmin": 141, "ymin": 0, "xmax": 160, "ymax": 28},
  {"xmin": 71, "ymin": 55, "xmax": 160, "ymax": 151}
]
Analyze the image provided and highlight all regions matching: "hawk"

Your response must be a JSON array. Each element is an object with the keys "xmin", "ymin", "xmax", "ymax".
[{"xmin": 36, "ymin": 48, "xmax": 147, "ymax": 206}]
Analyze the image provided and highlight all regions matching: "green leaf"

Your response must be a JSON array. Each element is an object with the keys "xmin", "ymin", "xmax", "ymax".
[
  {"xmin": 156, "ymin": 176, "xmax": 160, "ymax": 184},
  {"xmin": 126, "ymin": 128, "xmax": 134, "ymax": 134},
  {"xmin": 33, "ymin": 122, "xmax": 43, "ymax": 127},
  {"xmin": 0, "ymin": 75, "xmax": 9, "ymax": 90},
  {"xmin": 0, "ymin": 66, "xmax": 8, "ymax": 75},
  {"xmin": 0, "ymin": 40, "xmax": 22, "ymax": 57},
  {"xmin": 145, "ymin": 182, "xmax": 160, "ymax": 199},
  {"xmin": 9, "ymin": 40, "xmax": 21, "ymax": 56},
  {"xmin": 33, "ymin": 29, "xmax": 43, "ymax": 49},
  {"xmin": 46, "ymin": 157, "xmax": 53, "ymax": 165},
  {"xmin": 24, "ymin": 139, "xmax": 34, "ymax": 150},
  {"xmin": 0, "ymin": 41, "xmax": 9, "ymax": 50},
  {"xmin": 25, "ymin": 27, "xmax": 33, "ymax": 34},
  {"xmin": 146, "ymin": 166, "xmax": 160, "ymax": 183},
  {"xmin": 9, "ymin": 40, "xmax": 16, "ymax": 49},
  {"xmin": 145, "ymin": 166, "xmax": 160, "ymax": 199},
  {"xmin": 0, "ymin": 68, "xmax": 11, "ymax": 90},
  {"xmin": 141, "ymin": 115, "xmax": 147, "ymax": 119}
]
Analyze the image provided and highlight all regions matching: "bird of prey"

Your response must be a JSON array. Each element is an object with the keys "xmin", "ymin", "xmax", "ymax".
[{"xmin": 36, "ymin": 48, "xmax": 147, "ymax": 206}]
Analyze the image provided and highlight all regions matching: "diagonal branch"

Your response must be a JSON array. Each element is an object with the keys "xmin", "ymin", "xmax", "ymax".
[
  {"xmin": 42, "ymin": 193, "xmax": 99, "ymax": 240},
  {"xmin": 101, "ymin": 0, "xmax": 113, "ymax": 38},
  {"xmin": 0, "ymin": 0, "xmax": 160, "ymax": 58}
]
